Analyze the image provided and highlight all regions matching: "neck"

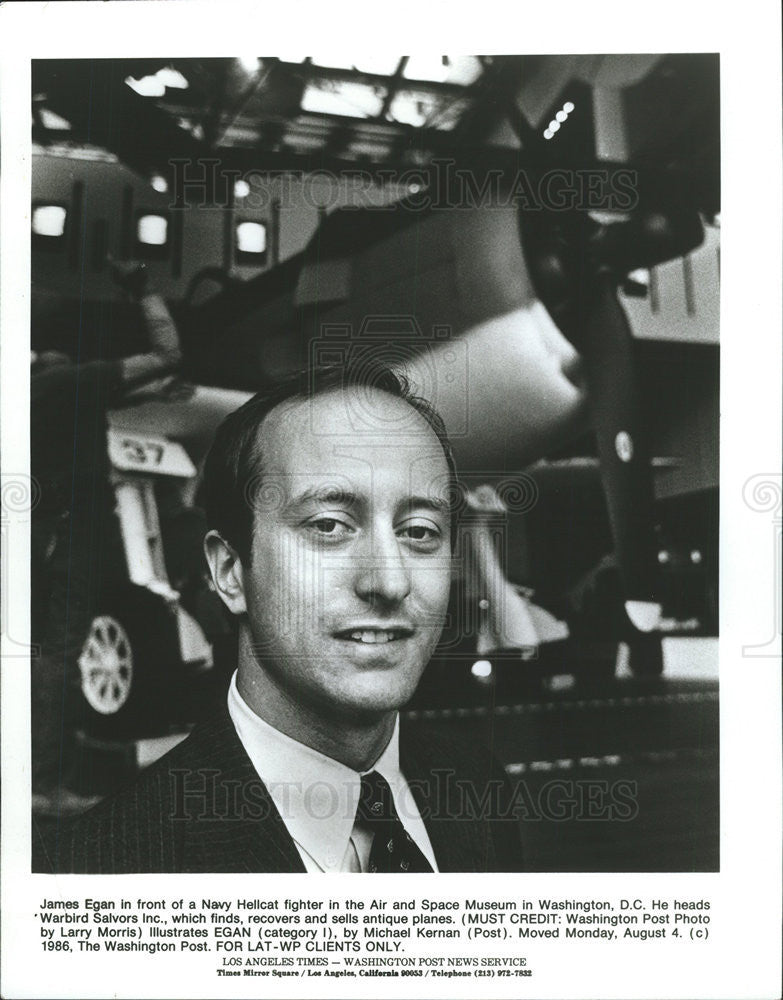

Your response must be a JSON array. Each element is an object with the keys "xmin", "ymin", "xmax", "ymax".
[{"xmin": 236, "ymin": 632, "xmax": 396, "ymax": 772}]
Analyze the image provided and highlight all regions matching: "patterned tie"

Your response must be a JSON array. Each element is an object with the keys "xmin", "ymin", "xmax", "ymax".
[{"xmin": 356, "ymin": 771, "xmax": 433, "ymax": 873}]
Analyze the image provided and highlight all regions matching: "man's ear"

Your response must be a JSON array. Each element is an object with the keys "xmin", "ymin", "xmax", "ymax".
[{"xmin": 203, "ymin": 530, "xmax": 247, "ymax": 616}]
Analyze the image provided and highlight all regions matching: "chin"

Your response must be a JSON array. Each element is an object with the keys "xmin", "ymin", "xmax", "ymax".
[{"xmin": 324, "ymin": 673, "xmax": 422, "ymax": 720}]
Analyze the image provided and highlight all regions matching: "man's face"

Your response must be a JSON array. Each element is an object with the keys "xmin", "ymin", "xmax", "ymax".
[{"xmin": 237, "ymin": 387, "xmax": 452, "ymax": 723}]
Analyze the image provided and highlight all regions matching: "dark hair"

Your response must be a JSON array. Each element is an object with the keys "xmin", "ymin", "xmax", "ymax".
[{"xmin": 203, "ymin": 364, "xmax": 460, "ymax": 564}]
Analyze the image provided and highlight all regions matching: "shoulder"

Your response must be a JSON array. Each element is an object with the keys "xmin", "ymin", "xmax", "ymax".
[
  {"xmin": 400, "ymin": 717, "xmax": 525, "ymax": 872},
  {"xmin": 400, "ymin": 717, "xmax": 508, "ymax": 784},
  {"xmin": 32, "ymin": 710, "xmax": 243, "ymax": 874}
]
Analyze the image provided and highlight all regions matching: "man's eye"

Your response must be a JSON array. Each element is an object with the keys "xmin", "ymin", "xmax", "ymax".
[
  {"xmin": 305, "ymin": 517, "xmax": 353, "ymax": 539},
  {"xmin": 398, "ymin": 521, "xmax": 442, "ymax": 547}
]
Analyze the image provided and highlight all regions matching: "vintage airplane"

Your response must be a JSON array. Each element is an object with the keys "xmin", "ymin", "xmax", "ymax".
[{"xmin": 30, "ymin": 55, "xmax": 719, "ymax": 712}]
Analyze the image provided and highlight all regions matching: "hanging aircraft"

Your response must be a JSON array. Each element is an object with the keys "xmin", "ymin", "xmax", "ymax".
[{"xmin": 30, "ymin": 54, "xmax": 720, "ymax": 686}]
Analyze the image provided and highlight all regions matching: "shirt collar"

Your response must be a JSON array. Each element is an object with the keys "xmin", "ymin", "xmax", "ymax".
[{"xmin": 227, "ymin": 672, "xmax": 403, "ymax": 872}]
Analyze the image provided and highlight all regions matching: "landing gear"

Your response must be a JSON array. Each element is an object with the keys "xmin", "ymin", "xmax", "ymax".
[
  {"xmin": 77, "ymin": 586, "xmax": 179, "ymax": 737},
  {"xmin": 79, "ymin": 614, "xmax": 134, "ymax": 716}
]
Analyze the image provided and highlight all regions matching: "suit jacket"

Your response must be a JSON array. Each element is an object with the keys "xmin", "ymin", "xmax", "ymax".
[{"xmin": 33, "ymin": 705, "xmax": 523, "ymax": 874}]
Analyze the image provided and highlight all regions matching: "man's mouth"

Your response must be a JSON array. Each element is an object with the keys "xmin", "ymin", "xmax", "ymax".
[{"xmin": 335, "ymin": 628, "xmax": 414, "ymax": 645}]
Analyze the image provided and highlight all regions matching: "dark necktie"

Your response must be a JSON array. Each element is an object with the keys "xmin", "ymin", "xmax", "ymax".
[{"xmin": 356, "ymin": 770, "xmax": 434, "ymax": 873}]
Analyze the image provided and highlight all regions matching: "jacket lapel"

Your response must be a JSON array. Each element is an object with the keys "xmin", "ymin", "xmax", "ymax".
[
  {"xmin": 172, "ymin": 707, "xmax": 497, "ymax": 873},
  {"xmin": 173, "ymin": 708, "xmax": 306, "ymax": 873}
]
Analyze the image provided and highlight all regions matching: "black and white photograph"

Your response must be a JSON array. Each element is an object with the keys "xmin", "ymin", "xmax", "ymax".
[
  {"xmin": 27, "ymin": 48, "xmax": 722, "ymax": 875},
  {"xmin": 1, "ymin": 3, "xmax": 781, "ymax": 999}
]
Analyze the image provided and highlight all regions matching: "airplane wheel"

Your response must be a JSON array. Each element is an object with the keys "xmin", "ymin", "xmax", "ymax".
[{"xmin": 77, "ymin": 587, "xmax": 179, "ymax": 738}]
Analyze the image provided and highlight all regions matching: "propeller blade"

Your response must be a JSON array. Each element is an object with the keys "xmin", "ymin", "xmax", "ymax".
[{"xmin": 579, "ymin": 272, "xmax": 660, "ymax": 608}]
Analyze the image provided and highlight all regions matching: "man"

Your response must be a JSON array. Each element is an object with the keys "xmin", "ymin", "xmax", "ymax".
[{"xmin": 33, "ymin": 364, "xmax": 523, "ymax": 873}]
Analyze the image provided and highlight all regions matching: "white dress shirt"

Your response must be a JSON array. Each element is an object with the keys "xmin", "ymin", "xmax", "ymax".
[{"xmin": 227, "ymin": 672, "xmax": 438, "ymax": 872}]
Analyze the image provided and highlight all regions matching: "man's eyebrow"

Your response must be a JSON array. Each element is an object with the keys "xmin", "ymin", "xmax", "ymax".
[
  {"xmin": 400, "ymin": 495, "xmax": 451, "ymax": 516},
  {"xmin": 284, "ymin": 486, "xmax": 361, "ymax": 511},
  {"xmin": 282, "ymin": 489, "xmax": 450, "ymax": 517}
]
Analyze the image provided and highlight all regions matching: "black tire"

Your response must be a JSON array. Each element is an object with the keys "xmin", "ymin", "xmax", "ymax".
[{"xmin": 76, "ymin": 586, "xmax": 180, "ymax": 738}]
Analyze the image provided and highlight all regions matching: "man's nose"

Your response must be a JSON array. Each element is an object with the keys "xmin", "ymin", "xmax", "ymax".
[{"xmin": 353, "ymin": 530, "xmax": 412, "ymax": 606}]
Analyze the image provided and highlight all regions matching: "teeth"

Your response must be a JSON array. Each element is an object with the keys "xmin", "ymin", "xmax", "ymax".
[{"xmin": 349, "ymin": 630, "xmax": 397, "ymax": 644}]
